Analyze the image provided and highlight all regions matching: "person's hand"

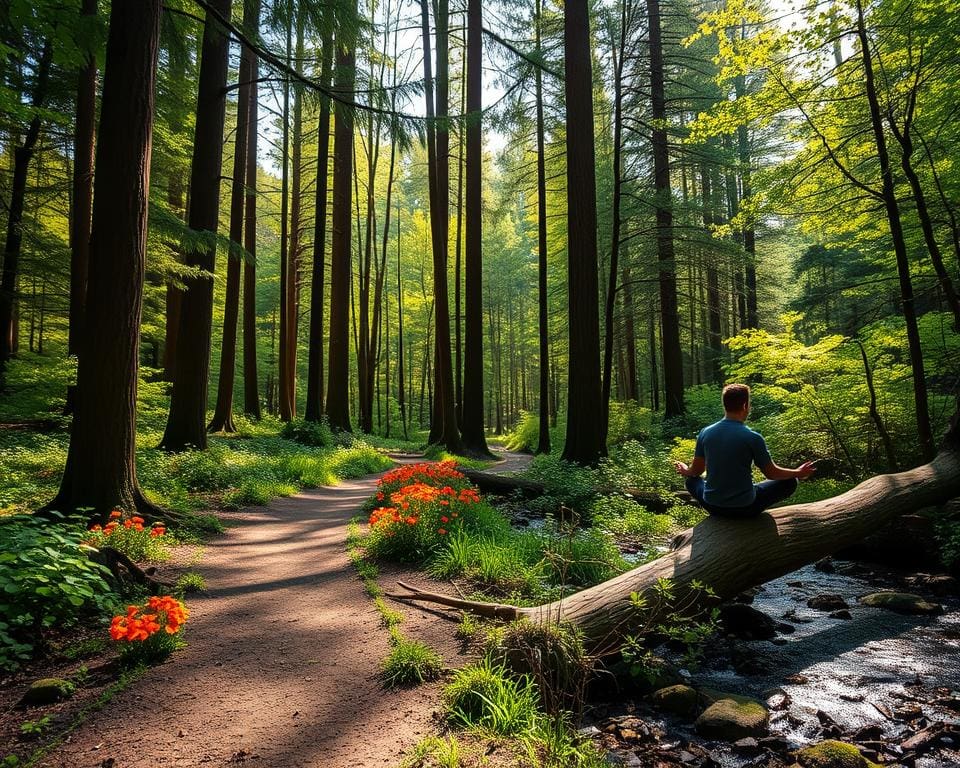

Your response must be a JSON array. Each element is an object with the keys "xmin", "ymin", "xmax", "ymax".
[
  {"xmin": 797, "ymin": 460, "xmax": 816, "ymax": 480},
  {"xmin": 674, "ymin": 460, "xmax": 689, "ymax": 477}
]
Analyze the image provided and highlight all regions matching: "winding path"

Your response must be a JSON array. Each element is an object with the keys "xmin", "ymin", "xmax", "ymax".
[{"xmin": 40, "ymin": 452, "xmax": 529, "ymax": 768}]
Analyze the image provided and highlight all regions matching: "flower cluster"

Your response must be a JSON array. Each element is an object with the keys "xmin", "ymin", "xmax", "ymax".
[
  {"xmin": 109, "ymin": 595, "xmax": 188, "ymax": 643},
  {"xmin": 91, "ymin": 510, "xmax": 166, "ymax": 538},
  {"xmin": 365, "ymin": 462, "xmax": 486, "ymax": 562},
  {"xmin": 86, "ymin": 510, "xmax": 169, "ymax": 563},
  {"xmin": 109, "ymin": 595, "xmax": 188, "ymax": 665}
]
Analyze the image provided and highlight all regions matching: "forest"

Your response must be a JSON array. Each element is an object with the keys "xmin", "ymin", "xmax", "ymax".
[{"xmin": 1, "ymin": 0, "xmax": 959, "ymax": 765}]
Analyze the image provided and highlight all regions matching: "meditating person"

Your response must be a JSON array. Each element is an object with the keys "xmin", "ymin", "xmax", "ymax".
[{"xmin": 674, "ymin": 383, "xmax": 816, "ymax": 518}]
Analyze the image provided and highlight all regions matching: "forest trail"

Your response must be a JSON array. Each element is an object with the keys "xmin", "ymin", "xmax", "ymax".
[{"xmin": 39, "ymin": 450, "xmax": 530, "ymax": 768}]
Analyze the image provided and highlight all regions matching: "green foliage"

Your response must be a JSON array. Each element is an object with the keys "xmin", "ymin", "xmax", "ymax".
[
  {"xmin": 0, "ymin": 354, "xmax": 73, "ymax": 422},
  {"xmin": 605, "ymin": 401, "xmax": 653, "ymax": 446},
  {"xmin": 0, "ymin": 514, "xmax": 114, "ymax": 669},
  {"xmin": 280, "ymin": 418, "xmax": 334, "ymax": 447},
  {"xmin": 525, "ymin": 715, "xmax": 609, "ymax": 768},
  {"xmin": 427, "ymin": 530, "xmax": 547, "ymax": 596},
  {"xmin": 19, "ymin": 715, "xmax": 52, "ymax": 740},
  {"xmin": 443, "ymin": 657, "xmax": 541, "ymax": 736},
  {"xmin": 525, "ymin": 454, "xmax": 599, "ymax": 516},
  {"xmin": 175, "ymin": 572, "xmax": 205, "ymax": 594},
  {"xmin": 402, "ymin": 736, "xmax": 462, "ymax": 768},
  {"xmin": 621, "ymin": 579, "xmax": 720, "ymax": 676},
  {"xmin": 505, "ymin": 411, "xmax": 540, "ymax": 452},
  {"xmin": 380, "ymin": 630, "xmax": 443, "ymax": 688},
  {"xmin": 590, "ymin": 495, "xmax": 675, "ymax": 540}
]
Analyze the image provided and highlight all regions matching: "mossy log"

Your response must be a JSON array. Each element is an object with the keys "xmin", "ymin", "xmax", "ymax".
[
  {"xmin": 458, "ymin": 467, "xmax": 690, "ymax": 514},
  {"xmin": 391, "ymin": 419, "xmax": 960, "ymax": 650}
]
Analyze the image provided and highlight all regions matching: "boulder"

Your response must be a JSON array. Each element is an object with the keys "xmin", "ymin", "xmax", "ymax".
[
  {"xmin": 807, "ymin": 594, "xmax": 849, "ymax": 611},
  {"xmin": 719, "ymin": 603, "xmax": 779, "ymax": 640},
  {"xmin": 796, "ymin": 740, "xmax": 881, "ymax": 768},
  {"xmin": 858, "ymin": 592, "xmax": 943, "ymax": 615},
  {"xmin": 829, "ymin": 610, "xmax": 852, "ymax": 620},
  {"xmin": 694, "ymin": 694, "xmax": 769, "ymax": 741},
  {"xmin": 904, "ymin": 573, "xmax": 957, "ymax": 596},
  {"xmin": 19, "ymin": 677, "xmax": 76, "ymax": 707},
  {"xmin": 651, "ymin": 684, "xmax": 699, "ymax": 717}
]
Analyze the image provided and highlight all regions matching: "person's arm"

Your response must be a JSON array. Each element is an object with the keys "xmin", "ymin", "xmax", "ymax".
[
  {"xmin": 760, "ymin": 460, "xmax": 816, "ymax": 480},
  {"xmin": 674, "ymin": 456, "xmax": 705, "ymax": 478}
]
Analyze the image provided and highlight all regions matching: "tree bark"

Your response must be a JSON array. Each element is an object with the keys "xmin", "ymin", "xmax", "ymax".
[
  {"xmin": 325, "ymin": 32, "xmax": 355, "ymax": 433},
  {"xmin": 856, "ymin": 0, "xmax": 934, "ymax": 461},
  {"xmin": 460, "ymin": 0, "xmax": 491, "ymax": 457},
  {"xmin": 160, "ymin": 0, "xmax": 231, "ymax": 451},
  {"xmin": 393, "ymin": 418, "xmax": 960, "ymax": 650},
  {"xmin": 535, "ymin": 0, "xmax": 550, "ymax": 455},
  {"xmin": 68, "ymin": 0, "xmax": 98, "ymax": 362},
  {"xmin": 647, "ymin": 0, "xmax": 684, "ymax": 418},
  {"xmin": 278, "ymin": 10, "xmax": 294, "ymax": 422},
  {"xmin": 242, "ymin": 0, "xmax": 262, "ymax": 419},
  {"xmin": 306, "ymin": 29, "xmax": 334, "ymax": 423},
  {"xmin": 0, "ymin": 40, "xmax": 53, "ymax": 379},
  {"xmin": 209, "ymin": 0, "xmax": 256, "ymax": 434},
  {"xmin": 47, "ymin": 0, "xmax": 163, "ymax": 520},
  {"xmin": 561, "ymin": 0, "xmax": 605, "ymax": 466}
]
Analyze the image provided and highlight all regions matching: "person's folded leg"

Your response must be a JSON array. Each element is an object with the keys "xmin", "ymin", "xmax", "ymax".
[{"xmin": 749, "ymin": 478, "xmax": 798, "ymax": 514}]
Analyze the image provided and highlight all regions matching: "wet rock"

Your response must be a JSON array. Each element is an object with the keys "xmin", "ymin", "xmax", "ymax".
[
  {"xmin": 765, "ymin": 689, "xmax": 791, "ymax": 711},
  {"xmin": 859, "ymin": 592, "xmax": 943, "ymax": 615},
  {"xmin": 782, "ymin": 609, "xmax": 814, "ymax": 624},
  {"xmin": 19, "ymin": 677, "xmax": 76, "ymax": 706},
  {"xmin": 807, "ymin": 594, "xmax": 849, "ymax": 611},
  {"xmin": 795, "ymin": 740, "xmax": 881, "ymax": 768},
  {"xmin": 694, "ymin": 695, "xmax": 769, "ymax": 741},
  {"xmin": 719, "ymin": 603, "xmax": 778, "ymax": 640},
  {"xmin": 758, "ymin": 735, "xmax": 791, "ymax": 753},
  {"xmin": 771, "ymin": 638, "xmax": 789, "ymax": 645},
  {"xmin": 735, "ymin": 587, "xmax": 763, "ymax": 604},
  {"xmin": 784, "ymin": 674, "xmax": 809, "ymax": 685},
  {"xmin": 904, "ymin": 573, "xmax": 957, "ymax": 596},
  {"xmin": 839, "ymin": 693, "xmax": 864, "ymax": 703},
  {"xmin": 775, "ymin": 622, "xmax": 796, "ymax": 634},
  {"xmin": 651, "ymin": 685, "xmax": 699, "ymax": 717},
  {"xmin": 815, "ymin": 557, "xmax": 835, "ymax": 573},
  {"xmin": 894, "ymin": 703, "xmax": 923, "ymax": 721},
  {"xmin": 829, "ymin": 610, "xmax": 852, "ymax": 620},
  {"xmin": 850, "ymin": 725, "xmax": 883, "ymax": 742},
  {"xmin": 733, "ymin": 737, "xmax": 761, "ymax": 755}
]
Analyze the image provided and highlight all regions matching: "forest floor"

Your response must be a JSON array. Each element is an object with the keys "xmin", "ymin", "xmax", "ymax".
[{"xmin": 18, "ymin": 451, "xmax": 531, "ymax": 768}]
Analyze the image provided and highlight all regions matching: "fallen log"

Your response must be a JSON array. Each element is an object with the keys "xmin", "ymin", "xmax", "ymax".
[
  {"xmin": 457, "ymin": 468, "xmax": 691, "ymax": 515},
  {"xmin": 393, "ymin": 419, "xmax": 960, "ymax": 651}
]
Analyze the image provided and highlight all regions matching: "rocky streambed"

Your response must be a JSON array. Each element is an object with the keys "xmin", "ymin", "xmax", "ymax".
[{"xmin": 585, "ymin": 560, "xmax": 960, "ymax": 768}]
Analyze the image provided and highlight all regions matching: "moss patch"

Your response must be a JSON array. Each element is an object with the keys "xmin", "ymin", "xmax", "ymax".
[
  {"xmin": 859, "ymin": 592, "xmax": 942, "ymax": 615},
  {"xmin": 694, "ymin": 694, "xmax": 768, "ymax": 741},
  {"xmin": 797, "ymin": 740, "xmax": 882, "ymax": 768},
  {"xmin": 19, "ymin": 677, "xmax": 76, "ymax": 707},
  {"xmin": 651, "ymin": 684, "xmax": 699, "ymax": 717}
]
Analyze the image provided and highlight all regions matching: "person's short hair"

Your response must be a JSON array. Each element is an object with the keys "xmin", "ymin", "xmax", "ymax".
[{"xmin": 722, "ymin": 383, "xmax": 751, "ymax": 412}]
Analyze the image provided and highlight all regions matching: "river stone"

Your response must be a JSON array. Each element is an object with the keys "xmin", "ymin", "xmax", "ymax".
[
  {"xmin": 651, "ymin": 684, "xmax": 699, "ymax": 717},
  {"xmin": 859, "ymin": 592, "xmax": 943, "ymax": 615},
  {"xmin": 829, "ymin": 610, "xmax": 852, "ymax": 620},
  {"xmin": 694, "ymin": 694, "xmax": 769, "ymax": 740},
  {"xmin": 807, "ymin": 594, "xmax": 849, "ymax": 611},
  {"xmin": 719, "ymin": 603, "xmax": 778, "ymax": 639},
  {"xmin": 905, "ymin": 573, "xmax": 958, "ymax": 596},
  {"xmin": 19, "ymin": 677, "xmax": 76, "ymax": 706},
  {"xmin": 796, "ymin": 740, "xmax": 881, "ymax": 768}
]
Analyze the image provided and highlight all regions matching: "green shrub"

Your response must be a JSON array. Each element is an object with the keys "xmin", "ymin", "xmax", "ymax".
[
  {"xmin": 380, "ymin": 631, "xmax": 443, "ymax": 687},
  {"xmin": 85, "ymin": 511, "xmax": 172, "ymax": 562},
  {"xmin": 590, "ymin": 495, "xmax": 675, "ymax": 540},
  {"xmin": 506, "ymin": 411, "xmax": 540, "ymax": 452},
  {"xmin": 541, "ymin": 527, "xmax": 626, "ymax": 588},
  {"xmin": 428, "ymin": 530, "xmax": 547, "ymax": 596},
  {"xmin": 223, "ymin": 480, "xmax": 298, "ymax": 508},
  {"xmin": 525, "ymin": 454, "xmax": 598, "ymax": 515},
  {"xmin": 443, "ymin": 656, "xmax": 540, "ymax": 736},
  {"xmin": 0, "ymin": 513, "xmax": 115, "ymax": 669},
  {"xmin": 606, "ymin": 401, "xmax": 653, "ymax": 446},
  {"xmin": 280, "ymin": 418, "xmax": 334, "ymax": 447}
]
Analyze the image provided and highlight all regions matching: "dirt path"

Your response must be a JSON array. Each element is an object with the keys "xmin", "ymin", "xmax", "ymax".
[{"xmin": 40, "ymin": 451, "xmax": 531, "ymax": 768}]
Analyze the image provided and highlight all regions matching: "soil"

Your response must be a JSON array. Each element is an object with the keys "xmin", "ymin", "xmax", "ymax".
[{"xmin": 3, "ymin": 453, "xmax": 530, "ymax": 768}]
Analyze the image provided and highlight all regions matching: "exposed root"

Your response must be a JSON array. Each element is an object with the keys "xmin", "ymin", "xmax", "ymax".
[{"xmin": 383, "ymin": 580, "xmax": 524, "ymax": 620}]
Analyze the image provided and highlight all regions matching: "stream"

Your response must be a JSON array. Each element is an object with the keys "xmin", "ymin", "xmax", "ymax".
[{"xmin": 641, "ymin": 561, "xmax": 960, "ymax": 766}]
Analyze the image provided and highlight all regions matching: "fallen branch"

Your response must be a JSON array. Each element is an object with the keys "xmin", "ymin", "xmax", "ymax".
[{"xmin": 93, "ymin": 547, "xmax": 175, "ymax": 592}]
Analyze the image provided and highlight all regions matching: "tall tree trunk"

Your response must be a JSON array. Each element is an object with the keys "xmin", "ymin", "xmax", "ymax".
[
  {"xmin": 647, "ymin": 0, "xmax": 684, "ymax": 418},
  {"xmin": 160, "ymin": 0, "xmax": 231, "ymax": 451},
  {"xmin": 47, "ymin": 0, "xmax": 163, "ymax": 519},
  {"xmin": 535, "ymin": 0, "xmax": 550, "ymax": 455},
  {"xmin": 735, "ymin": 66, "xmax": 758, "ymax": 329},
  {"xmin": 285, "ymin": 17, "xmax": 305, "ymax": 418},
  {"xmin": 0, "ymin": 40, "xmax": 52, "ymax": 379},
  {"xmin": 420, "ymin": 0, "xmax": 460, "ymax": 451},
  {"xmin": 461, "ymin": 0, "xmax": 490, "ymax": 457},
  {"xmin": 454, "ymin": 71, "xmax": 465, "ymax": 426},
  {"xmin": 601, "ymin": 3, "xmax": 627, "ymax": 444},
  {"xmin": 209, "ymin": 0, "xmax": 257, "ymax": 433},
  {"xmin": 396, "ymin": 200, "xmax": 407, "ymax": 439},
  {"xmin": 278, "ymin": 10, "xmax": 294, "ymax": 422},
  {"xmin": 68, "ymin": 0, "xmax": 98, "ymax": 362},
  {"xmin": 856, "ymin": 0, "xmax": 934, "ymax": 461},
  {"xmin": 325, "ymin": 33, "xmax": 355, "ymax": 433},
  {"xmin": 702, "ymin": 163, "xmax": 722, "ymax": 382},
  {"xmin": 306, "ymin": 30, "xmax": 334, "ymax": 422},
  {"xmin": 242, "ymin": 0, "xmax": 262, "ymax": 419},
  {"xmin": 561, "ymin": 0, "xmax": 605, "ymax": 465}
]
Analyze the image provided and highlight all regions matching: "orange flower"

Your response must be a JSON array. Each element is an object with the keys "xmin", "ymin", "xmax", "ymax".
[
  {"xmin": 109, "ymin": 510, "xmax": 122, "ymax": 519},
  {"xmin": 440, "ymin": 516, "xmax": 449, "ymax": 524},
  {"xmin": 438, "ymin": 528, "xmax": 447, "ymax": 535}
]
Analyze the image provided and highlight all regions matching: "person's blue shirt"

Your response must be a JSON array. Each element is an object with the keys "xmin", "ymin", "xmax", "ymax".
[{"xmin": 694, "ymin": 418, "xmax": 772, "ymax": 508}]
